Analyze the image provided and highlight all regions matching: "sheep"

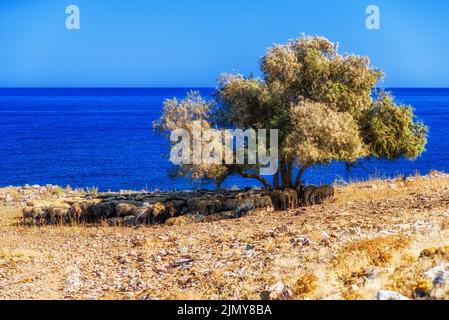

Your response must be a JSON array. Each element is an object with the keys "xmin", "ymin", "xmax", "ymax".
[
  {"xmin": 90, "ymin": 202, "xmax": 116, "ymax": 220},
  {"xmin": 31, "ymin": 207, "xmax": 45, "ymax": 225},
  {"xmin": 116, "ymin": 203, "xmax": 137, "ymax": 218},
  {"xmin": 68, "ymin": 203, "xmax": 83, "ymax": 223},
  {"xmin": 223, "ymin": 197, "xmax": 238, "ymax": 211},
  {"xmin": 310, "ymin": 185, "xmax": 335, "ymax": 205},
  {"xmin": 134, "ymin": 207, "xmax": 151, "ymax": 226},
  {"xmin": 301, "ymin": 186, "xmax": 317, "ymax": 206},
  {"xmin": 45, "ymin": 206, "xmax": 69, "ymax": 225},
  {"xmin": 285, "ymin": 189, "xmax": 298, "ymax": 209},
  {"xmin": 78, "ymin": 202, "xmax": 93, "ymax": 222},
  {"xmin": 196, "ymin": 199, "xmax": 209, "ymax": 215},
  {"xmin": 22, "ymin": 206, "xmax": 34, "ymax": 224},
  {"xmin": 261, "ymin": 195, "xmax": 274, "ymax": 212},
  {"xmin": 271, "ymin": 190, "xmax": 290, "ymax": 211},
  {"xmin": 107, "ymin": 217, "xmax": 123, "ymax": 227},
  {"xmin": 123, "ymin": 215, "xmax": 136, "ymax": 227},
  {"xmin": 207, "ymin": 198, "xmax": 223, "ymax": 215},
  {"xmin": 151, "ymin": 202, "xmax": 166, "ymax": 224},
  {"xmin": 234, "ymin": 197, "xmax": 255, "ymax": 218},
  {"xmin": 270, "ymin": 190, "xmax": 282, "ymax": 210}
]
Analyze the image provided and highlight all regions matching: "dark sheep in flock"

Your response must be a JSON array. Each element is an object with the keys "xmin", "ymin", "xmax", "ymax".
[
  {"xmin": 271, "ymin": 190, "xmax": 290, "ymax": 210},
  {"xmin": 45, "ymin": 206, "xmax": 69, "ymax": 224},
  {"xmin": 297, "ymin": 185, "xmax": 335, "ymax": 206},
  {"xmin": 134, "ymin": 207, "xmax": 151, "ymax": 226},
  {"xmin": 123, "ymin": 215, "xmax": 136, "ymax": 227},
  {"xmin": 261, "ymin": 195, "xmax": 274, "ymax": 212},
  {"xmin": 223, "ymin": 198, "xmax": 239, "ymax": 211},
  {"xmin": 22, "ymin": 206, "xmax": 45, "ymax": 225},
  {"xmin": 286, "ymin": 189, "xmax": 298, "ymax": 209},
  {"xmin": 22, "ymin": 185, "xmax": 334, "ymax": 227},
  {"xmin": 235, "ymin": 197, "xmax": 255, "ymax": 218},
  {"xmin": 68, "ymin": 203, "xmax": 83, "ymax": 222},
  {"xmin": 151, "ymin": 202, "xmax": 167, "ymax": 224},
  {"xmin": 23, "ymin": 206, "xmax": 69, "ymax": 225},
  {"xmin": 116, "ymin": 203, "xmax": 137, "ymax": 218},
  {"xmin": 311, "ymin": 185, "xmax": 335, "ymax": 205}
]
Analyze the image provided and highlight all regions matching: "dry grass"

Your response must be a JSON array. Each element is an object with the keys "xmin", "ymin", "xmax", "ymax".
[{"xmin": 0, "ymin": 248, "xmax": 40, "ymax": 266}]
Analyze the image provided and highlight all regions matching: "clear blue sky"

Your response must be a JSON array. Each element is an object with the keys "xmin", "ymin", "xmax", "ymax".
[{"xmin": 1, "ymin": 0, "xmax": 448, "ymax": 87}]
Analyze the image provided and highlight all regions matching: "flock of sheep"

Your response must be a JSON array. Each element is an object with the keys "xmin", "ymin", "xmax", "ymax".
[{"xmin": 22, "ymin": 184, "xmax": 335, "ymax": 226}]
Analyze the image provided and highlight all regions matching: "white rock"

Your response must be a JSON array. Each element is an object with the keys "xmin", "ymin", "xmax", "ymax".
[
  {"xmin": 377, "ymin": 290, "xmax": 408, "ymax": 300},
  {"xmin": 424, "ymin": 263, "xmax": 449, "ymax": 286},
  {"xmin": 65, "ymin": 265, "xmax": 82, "ymax": 291},
  {"xmin": 320, "ymin": 231, "xmax": 330, "ymax": 240},
  {"xmin": 260, "ymin": 282, "xmax": 292, "ymax": 300}
]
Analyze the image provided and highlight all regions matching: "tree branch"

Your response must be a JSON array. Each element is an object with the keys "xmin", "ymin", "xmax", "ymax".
[
  {"xmin": 294, "ymin": 165, "xmax": 308, "ymax": 188},
  {"xmin": 236, "ymin": 168, "xmax": 271, "ymax": 189}
]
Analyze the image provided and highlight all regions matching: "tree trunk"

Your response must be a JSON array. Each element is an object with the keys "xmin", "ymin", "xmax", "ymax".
[
  {"xmin": 280, "ymin": 159, "xmax": 288, "ymax": 189},
  {"xmin": 287, "ymin": 159, "xmax": 293, "ymax": 188},
  {"xmin": 273, "ymin": 170, "xmax": 279, "ymax": 190},
  {"xmin": 294, "ymin": 165, "xmax": 308, "ymax": 188}
]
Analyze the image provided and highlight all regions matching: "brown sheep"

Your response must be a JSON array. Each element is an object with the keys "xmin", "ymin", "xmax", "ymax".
[
  {"xmin": 69, "ymin": 203, "xmax": 83, "ymax": 223},
  {"xmin": 310, "ymin": 185, "xmax": 335, "ymax": 205},
  {"xmin": 22, "ymin": 206, "xmax": 34, "ymax": 224},
  {"xmin": 91, "ymin": 202, "xmax": 116, "ymax": 220},
  {"xmin": 301, "ymin": 186, "xmax": 317, "ymax": 206},
  {"xmin": 78, "ymin": 202, "xmax": 93, "ymax": 222},
  {"xmin": 165, "ymin": 202, "xmax": 178, "ymax": 218},
  {"xmin": 196, "ymin": 199, "xmax": 209, "ymax": 215},
  {"xmin": 107, "ymin": 217, "xmax": 123, "ymax": 227},
  {"xmin": 31, "ymin": 207, "xmax": 45, "ymax": 225},
  {"xmin": 134, "ymin": 207, "xmax": 151, "ymax": 226},
  {"xmin": 261, "ymin": 195, "xmax": 274, "ymax": 212},
  {"xmin": 285, "ymin": 189, "xmax": 298, "ymax": 209},
  {"xmin": 45, "ymin": 206, "xmax": 69, "ymax": 225},
  {"xmin": 151, "ymin": 202, "xmax": 166, "ymax": 224},
  {"xmin": 271, "ymin": 190, "xmax": 290, "ymax": 211},
  {"xmin": 270, "ymin": 190, "xmax": 282, "ymax": 210},
  {"xmin": 123, "ymin": 215, "xmax": 136, "ymax": 227},
  {"xmin": 116, "ymin": 203, "xmax": 137, "ymax": 218},
  {"xmin": 223, "ymin": 198, "xmax": 238, "ymax": 211},
  {"xmin": 207, "ymin": 198, "xmax": 223, "ymax": 215}
]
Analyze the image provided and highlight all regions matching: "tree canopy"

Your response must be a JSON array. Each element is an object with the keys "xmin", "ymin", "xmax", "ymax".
[{"xmin": 154, "ymin": 35, "xmax": 427, "ymax": 189}]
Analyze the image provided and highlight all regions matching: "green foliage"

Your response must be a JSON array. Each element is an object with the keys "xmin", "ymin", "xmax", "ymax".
[
  {"xmin": 361, "ymin": 92, "xmax": 427, "ymax": 160},
  {"xmin": 155, "ymin": 35, "xmax": 427, "ymax": 188}
]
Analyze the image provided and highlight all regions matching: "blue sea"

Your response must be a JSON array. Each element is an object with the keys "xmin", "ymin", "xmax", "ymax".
[{"xmin": 0, "ymin": 88, "xmax": 448, "ymax": 191}]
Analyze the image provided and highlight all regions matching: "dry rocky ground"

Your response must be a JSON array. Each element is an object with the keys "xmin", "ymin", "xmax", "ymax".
[{"xmin": 1, "ymin": 173, "xmax": 449, "ymax": 300}]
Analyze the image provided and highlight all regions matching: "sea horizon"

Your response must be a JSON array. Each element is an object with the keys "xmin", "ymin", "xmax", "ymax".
[{"xmin": 1, "ymin": 87, "xmax": 448, "ymax": 191}]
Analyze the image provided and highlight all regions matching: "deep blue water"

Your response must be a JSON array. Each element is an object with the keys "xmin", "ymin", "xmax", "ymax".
[{"xmin": 0, "ymin": 88, "xmax": 448, "ymax": 191}]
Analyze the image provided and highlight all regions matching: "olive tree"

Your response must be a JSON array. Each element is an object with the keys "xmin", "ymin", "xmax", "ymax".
[{"xmin": 154, "ymin": 35, "xmax": 427, "ymax": 189}]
